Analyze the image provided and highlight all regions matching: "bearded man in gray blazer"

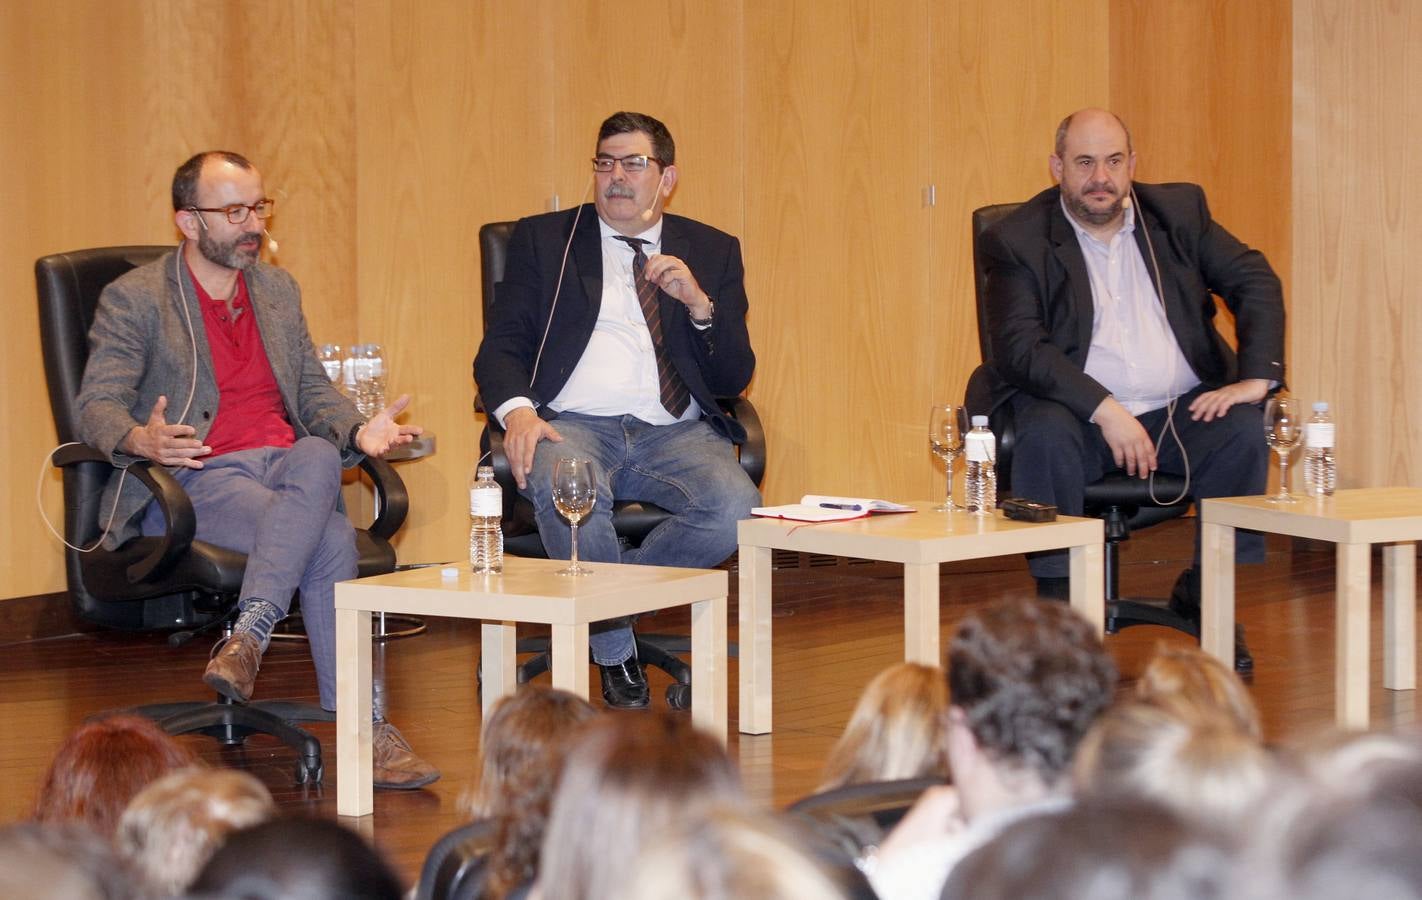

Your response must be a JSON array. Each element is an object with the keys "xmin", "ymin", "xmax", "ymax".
[{"xmin": 76, "ymin": 151, "xmax": 437, "ymax": 789}]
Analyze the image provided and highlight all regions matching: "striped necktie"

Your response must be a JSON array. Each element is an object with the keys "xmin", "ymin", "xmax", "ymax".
[{"xmin": 613, "ymin": 236, "xmax": 691, "ymax": 417}]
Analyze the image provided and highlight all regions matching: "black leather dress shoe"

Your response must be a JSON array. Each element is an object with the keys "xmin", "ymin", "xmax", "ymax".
[
  {"xmin": 1169, "ymin": 567, "xmax": 1254, "ymax": 673},
  {"xmin": 600, "ymin": 657, "xmax": 650, "ymax": 709},
  {"xmin": 1035, "ymin": 576, "xmax": 1070, "ymax": 602}
]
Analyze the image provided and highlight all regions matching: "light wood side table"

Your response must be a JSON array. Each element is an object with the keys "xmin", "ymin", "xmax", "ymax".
[
  {"xmin": 333, "ymin": 557, "xmax": 727, "ymax": 817},
  {"xmin": 1201, "ymin": 488, "xmax": 1422, "ymax": 728},
  {"xmin": 736, "ymin": 503, "xmax": 1104, "ymax": 735}
]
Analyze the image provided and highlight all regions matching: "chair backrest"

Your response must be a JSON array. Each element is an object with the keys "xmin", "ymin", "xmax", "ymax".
[
  {"xmin": 37, "ymin": 246, "xmax": 169, "ymax": 444},
  {"xmin": 414, "ymin": 819, "xmax": 498, "ymax": 900},
  {"xmin": 970, "ymin": 202, "xmax": 1022, "ymax": 365},
  {"xmin": 478, "ymin": 221, "xmax": 517, "ymax": 322},
  {"xmin": 787, "ymin": 776, "xmax": 944, "ymax": 859}
]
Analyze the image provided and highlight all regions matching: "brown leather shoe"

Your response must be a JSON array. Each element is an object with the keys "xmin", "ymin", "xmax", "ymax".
[
  {"xmin": 373, "ymin": 721, "xmax": 441, "ymax": 790},
  {"xmin": 203, "ymin": 632, "xmax": 263, "ymax": 703}
]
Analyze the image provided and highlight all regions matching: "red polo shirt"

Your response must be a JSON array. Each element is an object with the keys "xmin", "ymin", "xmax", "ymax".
[{"xmin": 191, "ymin": 264, "xmax": 296, "ymax": 457}]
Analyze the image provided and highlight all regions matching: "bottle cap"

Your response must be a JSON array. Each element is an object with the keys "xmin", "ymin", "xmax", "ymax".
[
  {"xmin": 971, "ymin": 415, "xmax": 989, "ymax": 427},
  {"xmin": 477, "ymin": 465, "xmax": 495, "ymax": 478},
  {"xmin": 1313, "ymin": 402, "xmax": 1329, "ymax": 412},
  {"xmin": 441, "ymin": 566, "xmax": 459, "ymax": 579}
]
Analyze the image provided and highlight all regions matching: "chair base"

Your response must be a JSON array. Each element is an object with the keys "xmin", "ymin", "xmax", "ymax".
[
  {"xmin": 1105, "ymin": 597, "xmax": 1200, "ymax": 639},
  {"xmin": 270, "ymin": 611, "xmax": 427, "ymax": 644},
  {"xmin": 135, "ymin": 696, "xmax": 334, "ymax": 785}
]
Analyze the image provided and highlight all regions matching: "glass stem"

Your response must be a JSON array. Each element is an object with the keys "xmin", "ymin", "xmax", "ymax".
[
  {"xmin": 944, "ymin": 457, "xmax": 953, "ymax": 507},
  {"xmin": 1278, "ymin": 451, "xmax": 1290, "ymax": 496},
  {"xmin": 569, "ymin": 521, "xmax": 580, "ymax": 567}
]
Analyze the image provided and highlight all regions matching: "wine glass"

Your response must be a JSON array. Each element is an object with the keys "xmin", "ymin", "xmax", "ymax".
[
  {"xmin": 1264, "ymin": 396, "xmax": 1303, "ymax": 503},
  {"xmin": 552, "ymin": 457, "xmax": 597, "ymax": 576},
  {"xmin": 929, "ymin": 404, "xmax": 966, "ymax": 512}
]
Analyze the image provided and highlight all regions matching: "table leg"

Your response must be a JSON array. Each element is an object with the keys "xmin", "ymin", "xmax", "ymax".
[
  {"xmin": 1201, "ymin": 523, "xmax": 1236, "ymax": 666},
  {"xmin": 481, "ymin": 623, "xmax": 517, "ymax": 720},
  {"xmin": 691, "ymin": 594, "xmax": 728, "ymax": 743},
  {"xmin": 903, "ymin": 563, "xmax": 940, "ymax": 664},
  {"xmin": 1384, "ymin": 542, "xmax": 1416, "ymax": 692},
  {"xmin": 739, "ymin": 544, "xmax": 773, "ymax": 735},
  {"xmin": 1337, "ymin": 542, "xmax": 1372, "ymax": 728},
  {"xmin": 550, "ymin": 623, "xmax": 590, "ymax": 700},
  {"xmin": 335, "ymin": 605, "xmax": 373, "ymax": 818},
  {"xmin": 1068, "ymin": 541, "xmax": 1104, "ymax": 637}
]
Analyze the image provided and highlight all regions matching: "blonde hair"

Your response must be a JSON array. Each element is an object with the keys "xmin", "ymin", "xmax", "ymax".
[
  {"xmin": 1073, "ymin": 701, "xmax": 1275, "ymax": 835},
  {"xmin": 628, "ymin": 806, "xmax": 850, "ymax": 900},
  {"xmin": 115, "ymin": 767, "xmax": 274, "ymax": 896},
  {"xmin": 1135, "ymin": 643, "xmax": 1262, "ymax": 739},
  {"xmin": 819, "ymin": 662, "xmax": 950, "ymax": 791},
  {"xmin": 537, "ymin": 713, "xmax": 746, "ymax": 900}
]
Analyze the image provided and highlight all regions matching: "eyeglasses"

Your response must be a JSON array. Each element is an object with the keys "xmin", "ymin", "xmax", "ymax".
[
  {"xmin": 187, "ymin": 199, "xmax": 275, "ymax": 224},
  {"xmin": 591, "ymin": 155, "xmax": 665, "ymax": 174}
]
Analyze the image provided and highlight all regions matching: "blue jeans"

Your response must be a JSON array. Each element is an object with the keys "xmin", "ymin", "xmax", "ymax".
[
  {"xmin": 141, "ymin": 437, "xmax": 356, "ymax": 709},
  {"xmin": 522, "ymin": 413, "xmax": 761, "ymax": 665}
]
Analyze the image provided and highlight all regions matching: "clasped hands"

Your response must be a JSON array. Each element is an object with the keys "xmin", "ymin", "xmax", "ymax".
[
  {"xmin": 122, "ymin": 394, "xmax": 423, "ymax": 469},
  {"xmin": 1093, "ymin": 378, "xmax": 1269, "ymax": 477}
]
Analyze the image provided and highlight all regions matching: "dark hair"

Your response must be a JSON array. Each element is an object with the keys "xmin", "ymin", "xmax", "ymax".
[
  {"xmin": 32, "ymin": 713, "xmax": 197, "ymax": 838},
  {"xmin": 597, "ymin": 111, "xmax": 675, "ymax": 166},
  {"xmin": 941, "ymin": 799, "xmax": 1229, "ymax": 900},
  {"xmin": 948, "ymin": 598, "xmax": 1117, "ymax": 779},
  {"xmin": 189, "ymin": 816, "xmax": 403, "ymax": 900},
  {"xmin": 172, "ymin": 151, "xmax": 255, "ymax": 211}
]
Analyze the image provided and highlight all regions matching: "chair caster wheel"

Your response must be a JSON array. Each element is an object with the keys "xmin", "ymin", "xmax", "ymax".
[
  {"xmin": 296, "ymin": 759, "xmax": 324, "ymax": 785},
  {"xmin": 666, "ymin": 682, "xmax": 692, "ymax": 710}
]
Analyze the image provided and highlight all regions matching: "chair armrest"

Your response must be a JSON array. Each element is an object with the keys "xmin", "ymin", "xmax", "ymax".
[
  {"xmin": 53, "ymin": 443, "xmax": 197, "ymax": 583},
  {"xmin": 719, "ymin": 397, "xmax": 766, "ymax": 488},
  {"xmin": 359, "ymin": 455, "xmax": 408, "ymax": 541}
]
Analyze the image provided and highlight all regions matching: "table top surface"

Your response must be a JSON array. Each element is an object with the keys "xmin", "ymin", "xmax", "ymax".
[
  {"xmin": 335, "ymin": 556, "xmax": 727, "ymax": 624},
  {"xmin": 1202, "ymin": 487, "xmax": 1422, "ymax": 543},
  {"xmin": 737, "ymin": 501, "xmax": 1102, "ymax": 565}
]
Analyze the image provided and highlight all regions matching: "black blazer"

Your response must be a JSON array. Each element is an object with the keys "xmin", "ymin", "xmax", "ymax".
[
  {"xmin": 474, "ymin": 204, "xmax": 755, "ymax": 443},
  {"xmin": 978, "ymin": 182, "xmax": 1286, "ymax": 420}
]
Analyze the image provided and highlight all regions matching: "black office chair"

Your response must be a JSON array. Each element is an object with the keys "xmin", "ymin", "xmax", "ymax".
[
  {"xmin": 963, "ymin": 204, "xmax": 1197, "ymax": 637},
  {"xmin": 413, "ymin": 819, "xmax": 499, "ymax": 900},
  {"xmin": 36, "ymin": 246, "xmax": 410, "ymax": 783},
  {"xmin": 477, "ymin": 221, "xmax": 766, "ymax": 707}
]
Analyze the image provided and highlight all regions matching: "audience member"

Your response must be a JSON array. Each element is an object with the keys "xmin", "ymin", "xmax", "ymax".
[
  {"xmin": 818, "ymin": 662, "xmax": 950, "ymax": 791},
  {"xmin": 940, "ymin": 799, "xmax": 1231, "ymax": 900},
  {"xmin": 456, "ymin": 686, "xmax": 598, "ymax": 899},
  {"xmin": 116, "ymin": 767, "xmax": 275, "ymax": 896},
  {"xmin": 864, "ymin": 598, "xmax": 1116, "ymax": 900},
  {"xmin": 1072, "ymin": 701, "xmax": 1276, "ymax": 836},
  {"xmin": 627, "ymin": 806, "xmax": 857, "ymax": 900},
  {"xmin": 1136, "ymin": 643, "xmax": 1263, "ymax": 740},
  {"xmin": 535, "ymin": 712, "xmax": 747, "ymax": 900},
  {"xmin": 188, "ymin": 816, "xmax": 403, "ymax": 900},
  {"xmin": 32, "ymin": 713, "xmax": 196, "ymax": 838},
  {"xmin": 0, "ymin": 822, "xmax": 142, "ymax": 900}
]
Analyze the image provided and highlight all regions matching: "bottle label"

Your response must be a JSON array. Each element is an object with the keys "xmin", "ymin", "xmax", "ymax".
[
  {"xmin": 965, "ymin": 432, "xmax": 995, "ymax": 463},
  {"xmin": 1306, "ymin": 423, "xmax": 1335, "ymax": 449},
  {"xmin": 470, "ymin": 487, "xmax": 501, "ymax": 517}
]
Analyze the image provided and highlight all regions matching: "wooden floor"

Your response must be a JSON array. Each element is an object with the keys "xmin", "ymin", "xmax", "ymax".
[{"xmin": 2, "ymin": 519, "xmax": 1417, "ymax": 888}]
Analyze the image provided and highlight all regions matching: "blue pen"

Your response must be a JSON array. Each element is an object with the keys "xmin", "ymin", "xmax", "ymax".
[{"xmin": 819, "ymin": 502, "xmax": 863, "ymax": 511}]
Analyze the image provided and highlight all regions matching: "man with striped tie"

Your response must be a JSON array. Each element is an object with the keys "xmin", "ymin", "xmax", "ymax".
[{"xmin": 474, "ymin": 111, "xmax": 760, "ymax": 708}]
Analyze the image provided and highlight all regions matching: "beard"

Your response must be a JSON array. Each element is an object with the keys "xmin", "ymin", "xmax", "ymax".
[
  {"xmin": 1064, "ymin": 182, "xmax": 1125, "ymax": 227},
  {"xmin": 197, "ymin": 228, "xmax": 261, "ymax": 270}
]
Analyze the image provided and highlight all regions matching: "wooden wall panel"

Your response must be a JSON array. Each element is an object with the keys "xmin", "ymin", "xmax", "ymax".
[
  {"xmin": 1294, "ymin": 0, "xmax": 1422, "ymax": 489},
  {"xmin": 1110, "ymin": 0, "xmax": 1293, "ymax": 356},
  {"xmin": 354, "ymin": 1, "xmax": 555, "ymax": 565},
  {"xmin": 743, "ymin": 0, "xmax": 932, "ymax": 504},
  {"xmin": 929, "ymin": 1, "xmax": 1112, "ymax": 500}
]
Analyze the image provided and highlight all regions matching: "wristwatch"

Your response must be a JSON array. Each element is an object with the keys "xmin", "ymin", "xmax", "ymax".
[{"xmin": 689, "ymin": 298, "xmax": 715, "ymax": 327}]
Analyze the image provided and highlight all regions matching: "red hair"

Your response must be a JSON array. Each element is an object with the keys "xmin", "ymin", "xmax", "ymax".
[{"xmin": 32, "ymin": 714, "xmax": 198, "ymax": 837}]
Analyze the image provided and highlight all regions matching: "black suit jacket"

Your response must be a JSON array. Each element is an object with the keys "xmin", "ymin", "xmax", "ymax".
[
  {"xmin": 474, "ymin": 204, "xmax": 755, "ymax": 442},
  {"xmin": 978, "ymin": 182, "xmax": 1285, "ymax": 420}
]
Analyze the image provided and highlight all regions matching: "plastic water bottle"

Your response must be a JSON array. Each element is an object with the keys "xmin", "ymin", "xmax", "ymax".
[
  {"xmin": 342, "ymin": 345, "xmax": 359, "ymax": 400},
  {"xmin": 318, "ymin": 344, "xmax": 343, "ymax": 384},
  {"xmin": 1302, "ymin": 402, "xmax": 1336, "ymax": 497},
  {"xmin": 469, "ymin": 465, "xmax": 504, "ymax": 574},
  {"xmin": 354, "ymin": 344, "xmax": 387, "ymax": 419},
  {"xmin": 964, "ymin": 415, "xmax": 997, "ymax": 516}
]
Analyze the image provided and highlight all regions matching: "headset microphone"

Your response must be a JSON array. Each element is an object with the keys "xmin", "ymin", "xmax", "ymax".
[{"xmin": 264, "ymin": 229, "xmax": 279, "ymax": 253}]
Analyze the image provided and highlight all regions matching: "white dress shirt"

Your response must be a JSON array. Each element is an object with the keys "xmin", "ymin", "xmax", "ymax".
[
  {"xmin": 1065, "ymin": 199, "xmax": 1200, "ymax": 416},
  {"xmin": 492, "ymin": 216, "xmax": 702, "ymax": 427}
]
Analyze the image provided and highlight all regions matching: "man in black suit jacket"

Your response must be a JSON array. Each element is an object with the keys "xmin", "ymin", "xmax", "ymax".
[
  {"xmin": 474, "ymin": 111, "xmax": 760, "ymax": 707},
  {"xmin": 979, "ymin": 109, "xmax": 1285, "ymax": 669}
]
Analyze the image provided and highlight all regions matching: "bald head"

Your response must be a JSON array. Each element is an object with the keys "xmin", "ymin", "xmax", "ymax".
[{"xmin": 1054, "ymin": 108, "xmax": 1133, "ymax": 160}]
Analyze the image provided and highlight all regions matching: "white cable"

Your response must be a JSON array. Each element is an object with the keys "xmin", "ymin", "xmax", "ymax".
[
  {"xmin": 529, "ymin": 176, "xmax": 595, "ymax": 386},
  {"xmin": 1133, "ymin": 188, "xmax": 1191, "ymax": 506},
  {"xmin": 36, "ymin": 442, "xmax": 131, "ymax": 553}
]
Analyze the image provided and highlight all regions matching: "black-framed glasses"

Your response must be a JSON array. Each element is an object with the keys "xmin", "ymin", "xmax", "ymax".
[
  {"xmin": 591, "ymin": 155, "xmax": 665, "ymax": 174},
  {"xmin": 187, "ymin": 199, "xmax": 275, "ymax": 224}
]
